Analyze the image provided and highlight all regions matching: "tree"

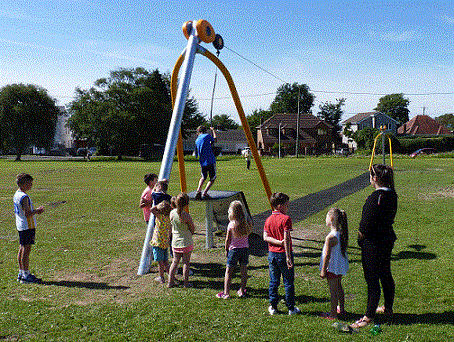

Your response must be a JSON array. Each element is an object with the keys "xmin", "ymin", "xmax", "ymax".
[
  {"xmin": 352, "ymin": 127, "xmax": 380, "ymax": 150},
  {"xmin": 374, "ymin": 93, "xmax": 410, "ymax": 124},
  {"xmin": 317, "ymin": 98, "xmax": 346, "ymax": 134},
  {"xmin": 246, "ymin": 108, "xmax": 273, "ymax": 142},
  {"xmin": 435, "ymin": 113, "xmax": 454, "ymax": 130},
  {"xmin": 68, "ymin": 67, "xmax": 204, "ymax": 157},
  {"xmin": 162, "ymin": 72, "xmax": 206, "ymax": 138},
  {"xmin": 210, "ymin": 114, "xmax": 239, "ymax": 130},
  {"xmin": 270, "ymin": 83, "xmax": 315, "ymax": 114},
  {"xmin": 0, "ymin": 84, "xmax": 59, "ymax": 160}
]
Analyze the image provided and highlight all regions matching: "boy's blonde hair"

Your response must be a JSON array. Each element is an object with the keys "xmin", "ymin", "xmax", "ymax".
[{"xmin": 228, "ymin": 200, "xmax": 251, "ymax": 237}]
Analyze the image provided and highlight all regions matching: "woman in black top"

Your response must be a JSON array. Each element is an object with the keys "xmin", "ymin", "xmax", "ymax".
[{"xmin": 351, "ymin": 164, "xmax": 397, "ymax": 329}]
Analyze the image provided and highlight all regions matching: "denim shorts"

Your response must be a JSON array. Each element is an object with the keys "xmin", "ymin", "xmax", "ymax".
[
  {"xmin": 152, "ymin": 247, "xmax": 168, "ymax": 262},
  {"xmin": 226, "ymin": 247, "xmax": 249, "ymax": 267}
]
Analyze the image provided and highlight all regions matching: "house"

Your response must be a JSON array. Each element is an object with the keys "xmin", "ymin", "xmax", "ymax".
[
  {"xmin": 398, "ymin": 115, "xmax": 452, "ymax": 136},
  {"xmin": 182, "ymin": 129, "xmax": 249, "ymax": 155},
  {"xmin": 342, "ymin": 111, "xmax": 399, "ymax": 150},
  {"xmin": 256, "ymin": 113, "xmax": 335, "ymax": 155},
  {"xmin": 53, "ymin": 107, "xmax": 76, "ymax": 150}
]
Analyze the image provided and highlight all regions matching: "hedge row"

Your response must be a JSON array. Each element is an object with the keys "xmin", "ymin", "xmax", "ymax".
[{"xmin": 395, "ymin": 135, "xmax": 454, "ymax": 154}]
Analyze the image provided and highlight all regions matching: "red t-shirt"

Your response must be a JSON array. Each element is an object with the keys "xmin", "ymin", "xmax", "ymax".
[{"xmin": 264, "ymin": 210, "xmax": 293, "ymax": 253}]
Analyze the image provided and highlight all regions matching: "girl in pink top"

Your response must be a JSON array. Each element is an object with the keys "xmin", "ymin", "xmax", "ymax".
[{"xmin": 217, "ymin": 200, "xmax": 252, "ymax": 299}]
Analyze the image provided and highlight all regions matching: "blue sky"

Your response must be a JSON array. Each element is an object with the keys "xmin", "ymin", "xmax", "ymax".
[{"xmin": 1, "ymin": 0, "xmax": 453, "ymax": 123}]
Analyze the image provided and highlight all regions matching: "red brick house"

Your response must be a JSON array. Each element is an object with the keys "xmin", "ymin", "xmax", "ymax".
[
  {"xmin": 256, "ymin": 113, "xmax": 335, "ymax": 155},
  {"xmin": 398, "ymin": 115, "xmax": 452, "ymax": 135}
]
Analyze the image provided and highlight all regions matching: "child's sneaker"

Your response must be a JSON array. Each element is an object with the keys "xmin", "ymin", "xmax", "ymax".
[
  {"xmin": 216, "ymin": 292, "xmax": 229, "ymax": 299},
  {"xmin": 20, "ymin": 273, "xmax": 42, "ymax": 284},
  {"xmin": 288, "ymin": 307, "xmax": 301, "ymax": 315},
  {"xmin": 268, "ymin": 306, "xmax": 278, "ymax": 315},
  {"xmin": 17, "ymin": 273, "xmax": 22, "ymax": 282}
]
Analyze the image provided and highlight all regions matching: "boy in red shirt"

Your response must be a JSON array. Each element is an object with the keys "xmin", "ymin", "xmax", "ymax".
[{"xmin": 263, "ymin": 192, "xmax": 300, "ymax": 315}]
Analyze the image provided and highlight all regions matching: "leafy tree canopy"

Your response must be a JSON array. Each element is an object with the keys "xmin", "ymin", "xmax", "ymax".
[
  {"xmin": 210, "ymin": 114, "xmax": 239, "ymax": 130},
  {"xmin": 68, "ymin": 68, "xmax": 205, "ymax": 157},
  {"xmin": 374, "ymin": 93, "xmax": 410, "ymax": 124},
  {"xmin": 317, "ymin": 98, "xmax": 346, "ymax": 134},
  {"xmin": 270, "ymin": 83, "xmax": 315, "ymax": 114},
  {"xmin": 435, "ymin": 113, "xmax": 454, "ymax": 130},
  {"xmin": 0, "ymin": 83, "xmax": 59, "ymax": 160}
]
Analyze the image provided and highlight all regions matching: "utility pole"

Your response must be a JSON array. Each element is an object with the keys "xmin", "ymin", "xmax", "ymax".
[{"xmin": 296, "ymin": 86, "xmax": 300, "ymax": 158}]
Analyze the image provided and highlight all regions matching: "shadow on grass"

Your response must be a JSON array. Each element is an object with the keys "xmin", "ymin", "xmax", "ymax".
[
  {"xmin": 249, "ymin": 172, "xmax": 371, "ymax": 256},
  {"xmin": 42, "ymin": 280, "xmax": 129, "ymax": 290}
]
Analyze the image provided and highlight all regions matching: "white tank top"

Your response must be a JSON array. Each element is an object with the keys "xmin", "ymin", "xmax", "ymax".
[{"xmin": 319, "ymin": 230, "xmax": 349, "ymax": 275}]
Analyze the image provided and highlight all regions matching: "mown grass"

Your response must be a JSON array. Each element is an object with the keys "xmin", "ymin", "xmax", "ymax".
[{"xmin": 0, "ymin": 155, "xmax": 453, "ymax": 341}]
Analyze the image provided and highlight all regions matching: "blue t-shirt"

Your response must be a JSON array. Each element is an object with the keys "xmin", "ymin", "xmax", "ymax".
[{"xmin": 195, "ymin": 133, "xmax": 216, "ymax": 167}]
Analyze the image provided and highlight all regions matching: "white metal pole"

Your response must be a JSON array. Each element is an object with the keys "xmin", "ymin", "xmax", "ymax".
[{"xmin": 138, "ymin": 24, "xmax": 200, "ymax": 275}]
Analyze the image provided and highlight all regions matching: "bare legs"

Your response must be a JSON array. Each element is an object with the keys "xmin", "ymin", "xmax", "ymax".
[
  {"xmin": 17, "ymin": 245, "xmax": 31, "ymax": 272},
  {"xmin": 168, "ymin": 251, "xmax": 192, "ymax": 288},
  {"xmin": 327, "ymin": 276, "xmax": 345, "ymax": 318}
]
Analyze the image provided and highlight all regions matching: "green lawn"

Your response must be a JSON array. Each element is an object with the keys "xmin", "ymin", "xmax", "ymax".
[{"xmin": 0, "ymin": 155, "xmax": 453, "ymax": 341}]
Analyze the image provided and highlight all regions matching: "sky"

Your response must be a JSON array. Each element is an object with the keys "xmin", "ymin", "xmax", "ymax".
[{"xmin": 1, "ymin": 0, "xmax": 453, "ymax": 124}]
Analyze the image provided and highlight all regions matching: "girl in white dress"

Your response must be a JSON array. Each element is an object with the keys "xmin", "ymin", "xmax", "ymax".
[{"xmin": 319, "ymin": 208, "xmax": 349, "ymax": 320}]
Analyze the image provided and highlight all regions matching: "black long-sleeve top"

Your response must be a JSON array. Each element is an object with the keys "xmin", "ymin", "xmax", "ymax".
[{"xmin": 359, "ymin": 188, "xmax": 398, "ymax": 247}]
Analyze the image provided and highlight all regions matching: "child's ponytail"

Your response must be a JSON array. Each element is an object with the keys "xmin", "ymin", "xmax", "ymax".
[{"xmin": 339, "ymin": 210, "xmax": 348, "ymax": 258}]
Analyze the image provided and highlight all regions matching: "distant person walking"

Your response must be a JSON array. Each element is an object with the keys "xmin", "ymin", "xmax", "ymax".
[
  {"xmin": 351, "ymin": 164, "xmax": 398, "ymax": 329},
  {"xmin": 195, "ymin": 126, "xmax": 217, "ymax": 200}
]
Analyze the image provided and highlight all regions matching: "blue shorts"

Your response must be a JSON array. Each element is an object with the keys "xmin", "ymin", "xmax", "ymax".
[
  {"xmin": 226, "ymin": 247, "xmax": 249, "ymax": 267},
  {"xmin": 18, "ymin": 229, "xmax": 35, "ymax": 246},
  {"xmin": 152, "ymin": 247, "xmax": 168, "ymax": 262},
  {"xmin": 201, "ymin": 164, "xmax": 216, "ymax": 181}
]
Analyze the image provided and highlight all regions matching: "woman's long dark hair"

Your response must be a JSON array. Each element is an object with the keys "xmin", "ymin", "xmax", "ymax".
[{"xmin": 371, "ymin": 164, "xmax": 395, "ymax": 191}]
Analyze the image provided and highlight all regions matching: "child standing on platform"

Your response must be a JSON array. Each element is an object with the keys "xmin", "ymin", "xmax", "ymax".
[
  {"xmin": 263, "ymin": 192, "xmax": 300, "ymax": 315},
  {"xmin": 150, "ymin": 200, "xmax": 172, "ymax": 284},
  {"xmin": 168, "ymin": 193, "xmax": 195, "ymax": 288},
  {"xmin": 319, "ymin": 208, "xmax": 349, "ymax": 320},
  {"xmin": 217, "ymin": 200, "xmax": 252, "ymax": 299}
]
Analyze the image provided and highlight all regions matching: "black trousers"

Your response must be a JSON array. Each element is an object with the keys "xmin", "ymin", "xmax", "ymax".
[{"xmin": 361, "ymin": 241, "xmax": 395, "ymax": 319}]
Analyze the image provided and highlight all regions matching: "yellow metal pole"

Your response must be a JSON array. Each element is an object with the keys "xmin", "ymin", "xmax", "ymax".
[
  {"xmin": 369, "ymin": 132, "xmax": 383, "ymax": 170},
  {"xmin": 201, "ymin": 49, "xmax": 273, "ymax": 206},
  {"xmin": 171, "ymin": 54, "xmax": 188, "ymax": 194},
  {"xmin": 387, "ymin": 134, "xmax": 394, "ymax": 168}
]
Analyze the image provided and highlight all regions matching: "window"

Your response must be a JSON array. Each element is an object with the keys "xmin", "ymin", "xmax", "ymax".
[{"xmin": 317, "ymin": 128, "xmax": 327, "ymax": 136}]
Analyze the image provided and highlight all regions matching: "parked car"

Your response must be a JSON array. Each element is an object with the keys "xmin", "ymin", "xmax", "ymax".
[{"xmin": 410, "ymin": 148, "xmax": 437, "ymax": 158}]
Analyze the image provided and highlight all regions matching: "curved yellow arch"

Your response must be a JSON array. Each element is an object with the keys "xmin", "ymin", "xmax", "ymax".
[
  {"xmin": 171, "ymin": 48, "xmax": 273, "ymax": 207},
  {"xmin": 369, "ymin": 132, "xmax": 394, "ymax": 170}
]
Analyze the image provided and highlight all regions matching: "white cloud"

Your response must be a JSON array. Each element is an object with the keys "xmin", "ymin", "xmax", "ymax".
[
  {"xmin": 441, "ymin": 15, "xmax": 454, "ymax": 25},
  {"xmin": 371, "ymin": 30, "xmax": 419, "ymax": 42}
]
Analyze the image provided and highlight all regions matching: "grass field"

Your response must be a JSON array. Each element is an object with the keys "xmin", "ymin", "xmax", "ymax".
[{"xmin": 1, "ymin": 155, "xmax": 453, "ymax": 341}]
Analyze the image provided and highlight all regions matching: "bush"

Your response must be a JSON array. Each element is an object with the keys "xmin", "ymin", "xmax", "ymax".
[{"xmin": 397, "ymin": 135, "xmax": 454, "ymax": 154}]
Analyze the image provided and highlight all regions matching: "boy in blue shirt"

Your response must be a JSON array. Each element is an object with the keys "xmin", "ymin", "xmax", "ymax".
[{"xmin": 195, "ymin": 126, "xmax": 217, "ymax": 199}]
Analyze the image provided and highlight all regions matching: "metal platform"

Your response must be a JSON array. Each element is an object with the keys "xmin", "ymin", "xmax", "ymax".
[{"xmin": 187, "ymin": 190, "xmax": 251, "ymax": 248}]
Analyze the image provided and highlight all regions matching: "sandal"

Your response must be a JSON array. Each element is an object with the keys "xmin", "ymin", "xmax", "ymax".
[
  {"xmin": 350, "ymin": 316, "xmax": 373, "ymax": 329},
  {"xmin": 319, "ymin": 312, "xmax": 336, "ymax": 320},
  {"xmin": 376, "ymin": 306, "xmax": 393, "ymax": 315},
  {"xmin": 216, "ymin": 292, "xmax": 229, "ymax": 299},
  {"xmin": 337, "ymin": 305, "xmax": 346, "ymax": 315},
  {"xmin": 237, "ymin": 289, "xmax": 247, "ymax": 298}
]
